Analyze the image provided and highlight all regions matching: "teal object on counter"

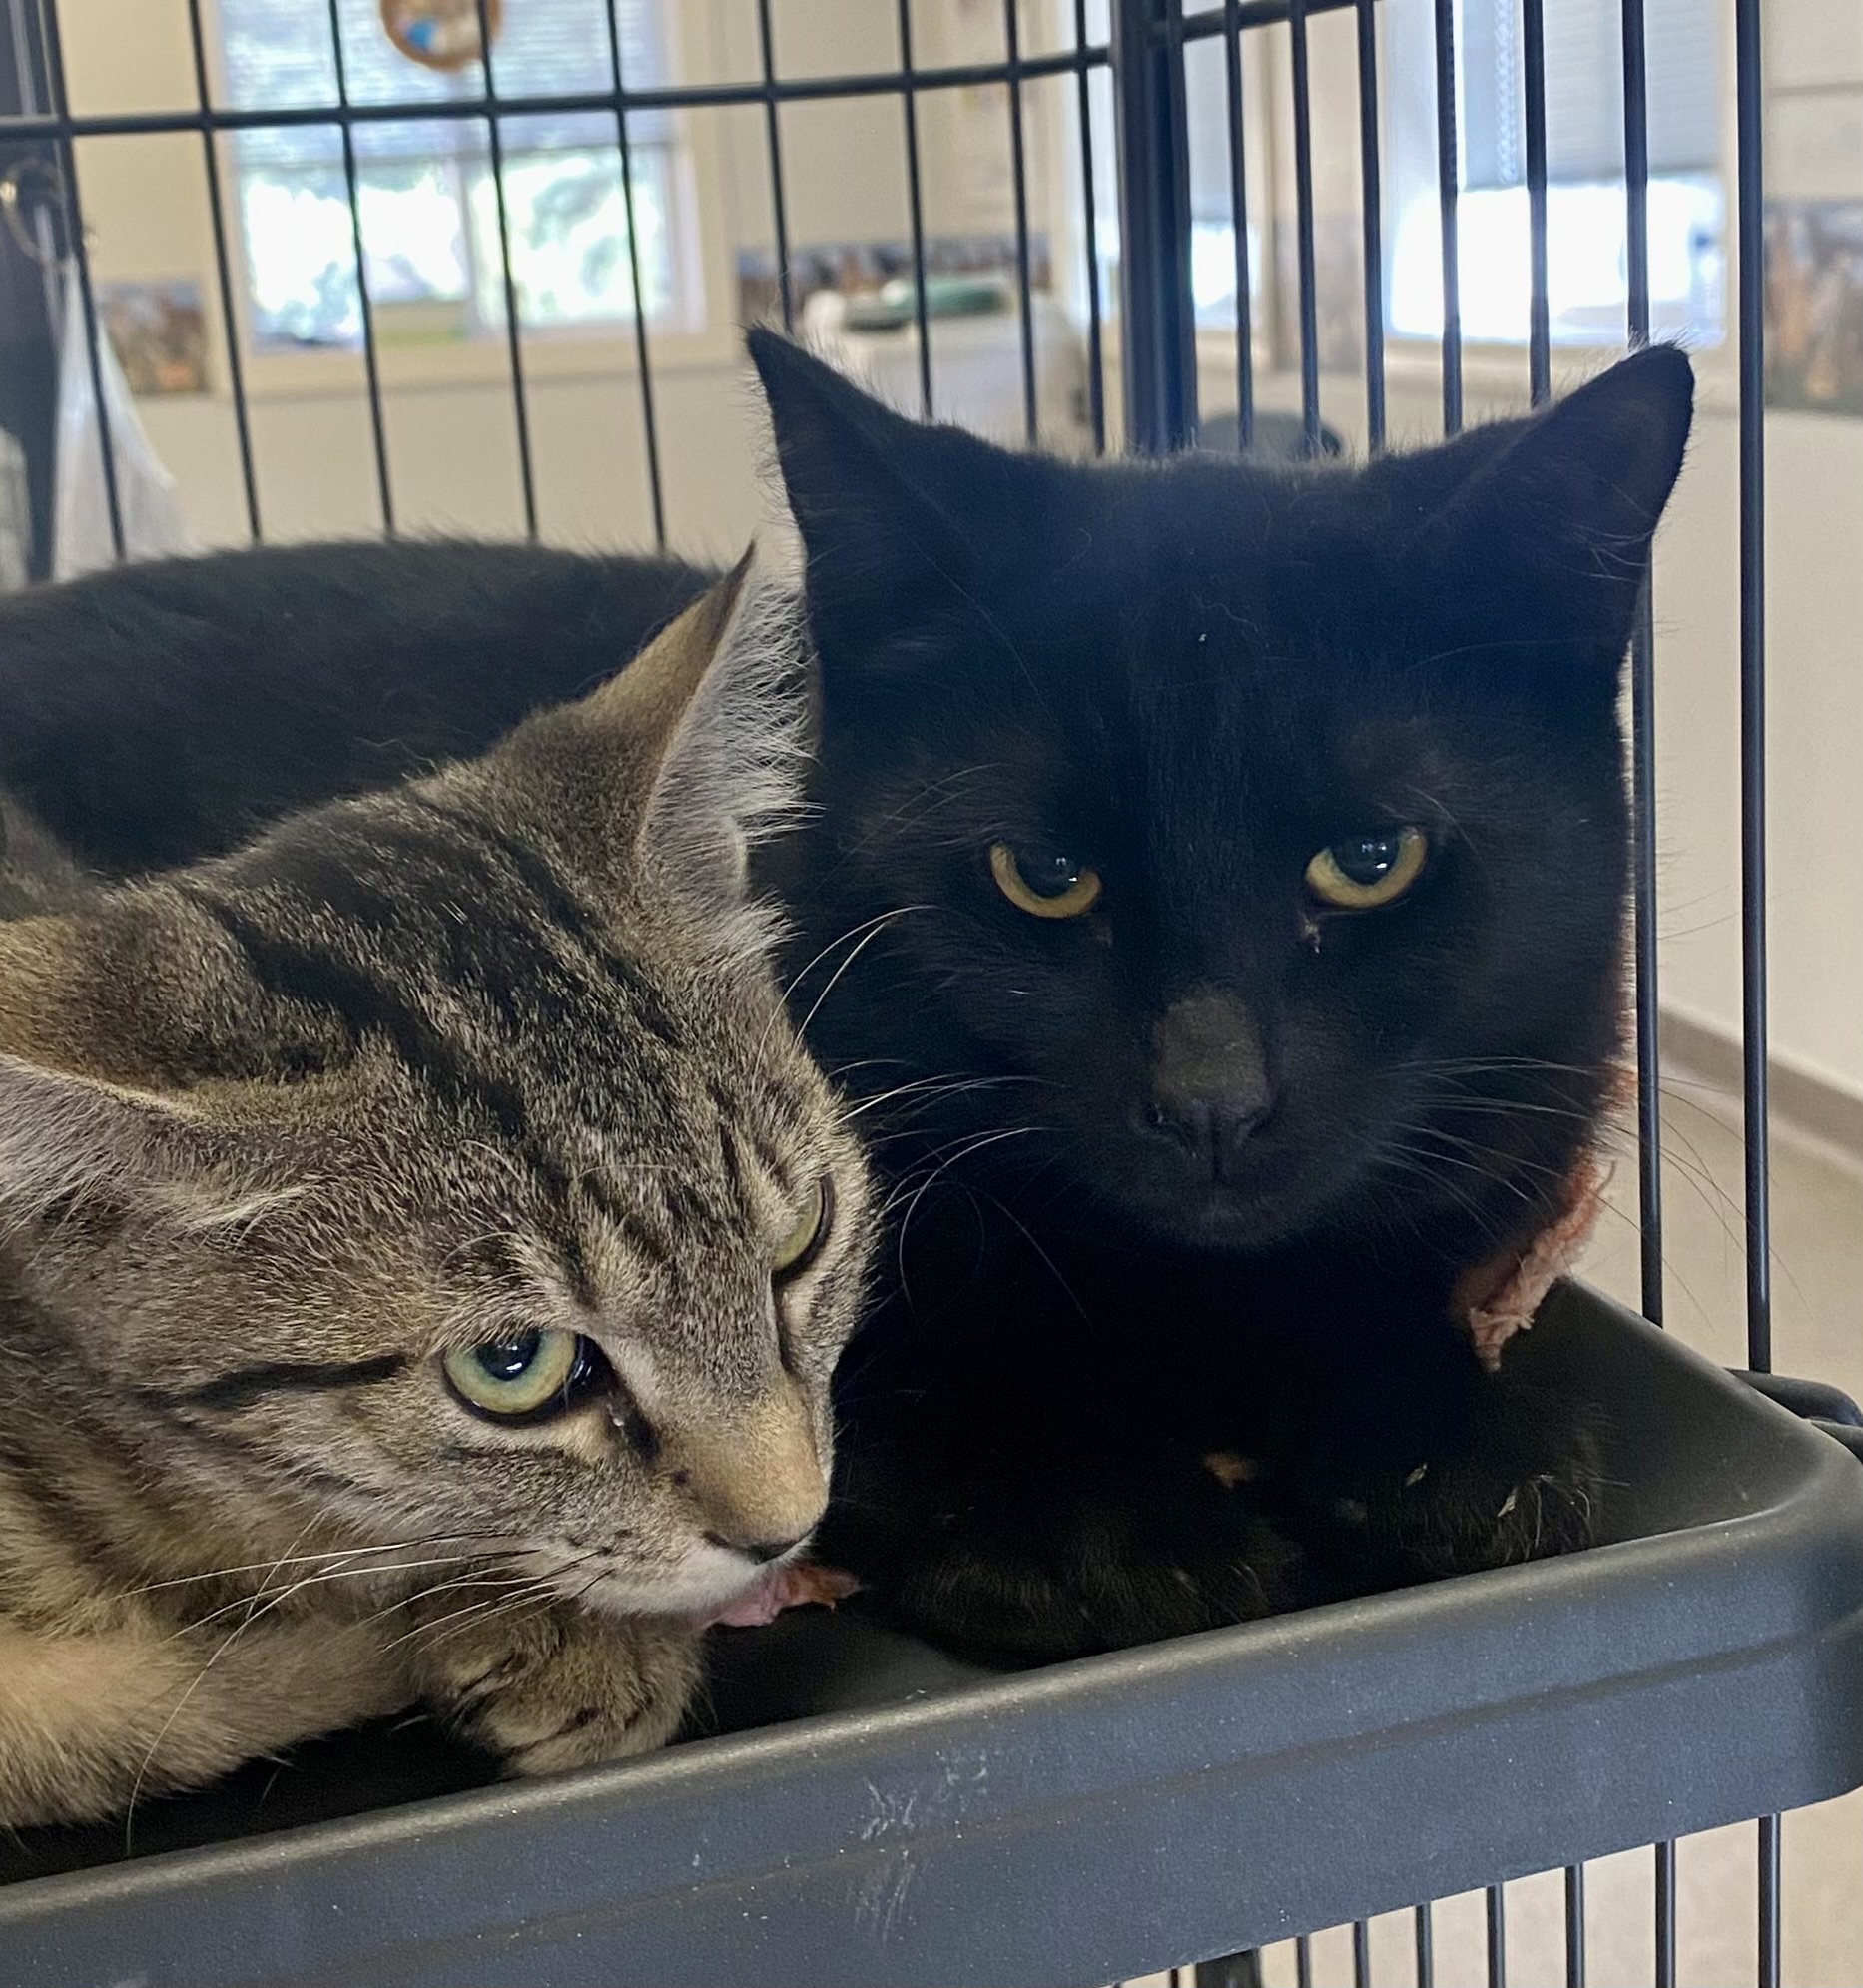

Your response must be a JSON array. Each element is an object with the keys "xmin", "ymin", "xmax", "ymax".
[{"xmin": 840, "ymin": 272, "xmax": 1013, "ymax": 331}]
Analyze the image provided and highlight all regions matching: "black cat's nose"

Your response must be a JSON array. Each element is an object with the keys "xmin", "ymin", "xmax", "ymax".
[
  {"xmin": 1143, "ymin": 1092, "xmax": 1272, "ymax": 1174},
  {"xmin": 1146, "ymin": 989, "xmax": 1273, "ymax": 1180},
  {"xmin": 707, "ymin": 1529, "xmax": 808, "ymax": 1565}
]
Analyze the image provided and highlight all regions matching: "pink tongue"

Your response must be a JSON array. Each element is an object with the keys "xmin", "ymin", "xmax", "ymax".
[{"xmin": 698, "ymin": 1561, "xmax": 860, "ymax": 1630}]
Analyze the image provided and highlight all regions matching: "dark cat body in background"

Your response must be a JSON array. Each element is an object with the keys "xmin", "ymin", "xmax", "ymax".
[
  {"xmin": 0, "ymin": 540, "xmax": 708, "ymax": 876},
  {"xmin": 0, "ymin": 341, "xmax": 1693, "ymax": 1660}
]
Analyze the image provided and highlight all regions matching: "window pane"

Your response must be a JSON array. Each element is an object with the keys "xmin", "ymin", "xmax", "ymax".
[
  {"xmin": 223, "ymin": 0, "xmax": 685, "ymax": 349},
  {"xmin": 1389, "ymin": 176, "xmax": 1725, "ymax": 344},
  {"xmin": 465, "ymin": 143, "xmax": 671, "ymax": 329},
  {"xmin": 1383, "ymin": 0, "xmax": 1724, "ymax": 346}
]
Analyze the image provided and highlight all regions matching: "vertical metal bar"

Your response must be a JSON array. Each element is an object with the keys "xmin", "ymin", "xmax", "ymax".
[
  {"xmin": 184, "ymin": 0, "xmax": 259, "ymax": 541},
  {"xmin": 35, "ymin": 0, "xmax": 123, "ymax": 559},
  {"xmin": 600, "ymin": 0, "xmax": 666, "ymax": 549},
  {"xmin": 470, "ymin": 0, "xmax": 538, "ymax": 540},
  {"xmin": 1758, "ymin": 1815, "xmax": 1781, "ymax": 1988},
  {"xmin": 1001, "ymin": 0, "xmax": 1039, "ymax": 444},
  {"xmin": 1073, "ymin": 0, "xmax": 1106, "ymax": 452},
  {"xmin": 1486, "ymin": 1885, "xmax": 1507, "ymax": 1988},
  {"xmin": 1415, "ymin": 1903, "xmax": 1436, "ymax": 1988},
  {"xmin": 1621, "ymin": 0, "xmax": 1663, "ymax": 1326},
  {"xmin": 1287, "ymin": 0, "xmax": 1319, "ymax": 451},
  {"xmin": 1521, "ymin": 0, "xmax": 1550, "ymax": 404},
  {"xmin": 1353, "ymin": 0, "xmax": 1384, "ymax": 450},
  {"xmin": 1431, "ymin": 0, "xmax": 1461, "ymax": 433},
  {"xmin": 1351, "ymin": 1917, "xmax": 1372, "ymax": 1987},
  {"xmin": 1111, "ymin": 0, "xmax": 1197, "ymax": 452},
  {"xmin": 1221, "ymin": 0, "xmax": 1253, "ymax": 447},
  {"xmin": 1734, "ymin": 0, "xmax": 1770, "ymax": 1373},
  {"xmin": 324, "ymin": 0, "xmax": 393, "ymax": 535},
  {"xmin": 1293, "ymin": 1934, "xmax": 1313, "ymax": 1988},
  {"xmin": 1653, "ymin": 1841, "xmax": 1675, "ymax": 1988},
  {"xmin": 896, "ymin": 0, "xmax": 933, "ymax": 420},
  {"xmin": 754, "ymin": 0, "xmax": 794, "ymax": 331},
  {"xmin": 1564, "ymin": 1863, "xmax": 1586, "ymax": 1988},
  {"xmin": 1621, "ymin": 0, "xmax": 1649, "ymax": 340}
]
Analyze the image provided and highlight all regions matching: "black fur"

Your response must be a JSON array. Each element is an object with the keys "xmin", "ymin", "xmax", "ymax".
[
  {"xmin": 0, "ymin": 344, "xmax": 1693, "ymax": 1663},
  {"xmin": 747, "ymin": 333, "xmax": 1691, "ymax": 1659},
  {"xmin": 0, "ymin": 540, "xmax": 711, "ymax": 874}
]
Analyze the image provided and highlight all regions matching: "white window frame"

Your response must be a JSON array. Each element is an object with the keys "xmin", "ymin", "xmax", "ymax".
[{"xmin": 205, "ymin": 0, "xmax": 742, "ymax": 405}]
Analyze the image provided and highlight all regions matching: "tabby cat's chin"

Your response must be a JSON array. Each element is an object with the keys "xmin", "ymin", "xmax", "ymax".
[{"xmin": 576, "ymin": 1545, "xmax": 795, "ymax": 1621}]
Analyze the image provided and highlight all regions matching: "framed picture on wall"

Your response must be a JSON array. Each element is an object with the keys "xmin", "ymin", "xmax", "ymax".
[{"xmin": 97, "ymin": 281, "xmax": 209, "ymax": 397}]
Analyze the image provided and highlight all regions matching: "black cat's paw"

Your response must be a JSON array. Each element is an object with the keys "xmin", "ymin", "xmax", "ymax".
[
  {"xmin": 842, "ymin": 1472, "xmax": 1327, "ymax": 1667},
  {"xmin": 1285, "ymin": 1379, "xmax": 1607, "ymax": 1589}
]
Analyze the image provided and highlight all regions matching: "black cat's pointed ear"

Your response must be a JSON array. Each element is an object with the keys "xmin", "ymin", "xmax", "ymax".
[
  {"xmin": 1420, "ymin": 343, "xmax": 1693, "ymax": 669},
  {"xmin": 747, "ymin": 328, "xmax": 1031, "ymax": 673}
]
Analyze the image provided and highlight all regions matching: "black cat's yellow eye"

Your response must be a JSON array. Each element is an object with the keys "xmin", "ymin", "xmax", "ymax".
[
  {"xmin": 443, "ymin": 1329, "xmax": 584, "ymax": 1420},
  {"xmin": 989, "ymin": 842, "xmax": 1103, "ymax": 920},
  {"xmin": 773, "ymin": 1175, "xmax": 834, "ymax": 1281},
  {"xmin": 1305, "ymin": 826, "xmax": 1429, "ymax": 911}
]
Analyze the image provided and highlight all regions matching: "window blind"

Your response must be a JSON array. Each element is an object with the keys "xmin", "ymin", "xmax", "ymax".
[
  {"xmin": 1460, "ymin": 0, "xmax": 1718, "ymax": 189},
  {"xmin": 222, "ymin": 0, "xmax": 669, "ymax": 170}
]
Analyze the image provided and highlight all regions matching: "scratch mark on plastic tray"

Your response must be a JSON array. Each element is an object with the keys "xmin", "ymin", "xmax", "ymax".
[
  {"xmin": 851, "ymin": 1751, "xmax": 991, "ymax": 1942},
  {"xmin": 853, "ymin": 1847, "xmax": 920, "ymax": 1942}
]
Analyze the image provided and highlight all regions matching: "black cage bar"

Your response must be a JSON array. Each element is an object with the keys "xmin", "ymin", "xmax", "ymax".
[{"xmin": 0, "ymin": 0, "xmax": 1836, "ymax": 1982}]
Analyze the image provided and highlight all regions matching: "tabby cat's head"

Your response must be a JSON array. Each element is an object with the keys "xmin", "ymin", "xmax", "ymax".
[
  {"xmin": 0, "ymin": 560, "xmax": 872, "ymax": 1618},
  {"xmin": 753, "ymin": 332, "xmax": 1692, "ymax": 1255}
]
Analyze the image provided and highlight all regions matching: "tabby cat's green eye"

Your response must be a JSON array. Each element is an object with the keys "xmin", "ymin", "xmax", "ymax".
[
  {"xmin": 1304, "ymin": 826, "xmax": 1429, "ymax": 911},
  {"xmin": 442, "ymin": 1328, "xmax": 584, "ymax": 1420},
  {"xmin": 989, "ymin": 842, "xmax": 1103, "ymax": 920},
  {"xmin": 773, "ymin": 1176, "xmax": 834, "ymax": 1281}
]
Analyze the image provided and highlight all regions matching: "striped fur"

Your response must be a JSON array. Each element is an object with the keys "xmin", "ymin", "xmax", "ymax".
[{"xmin": 0, "ymin": 559, "xmax": 873, "ymax": 1827}]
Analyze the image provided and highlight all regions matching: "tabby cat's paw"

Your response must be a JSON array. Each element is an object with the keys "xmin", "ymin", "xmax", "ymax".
[{"xmin": 414, "ymin": 1600, "xmax": 701, "ymax": 1774}]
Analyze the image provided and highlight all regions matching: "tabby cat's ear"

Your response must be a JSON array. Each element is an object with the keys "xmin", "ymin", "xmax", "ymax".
[
  {"xmin": 1418, "ymin": 343, "xmax": 1694, "ymax": 679},
  {"xmin": 748, "ymin": 327, "xmax": 1033, "ymax": 676},
  {"xmin": 0, "ymin": 1052, "xmax": 267, "ymax": 1237},
  {"xmin": 490, "ymin": 550, "xmax": 807, "ymax": 951}
]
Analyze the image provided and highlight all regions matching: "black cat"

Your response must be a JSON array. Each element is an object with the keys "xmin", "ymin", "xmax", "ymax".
[
  {"xmin": 748, "ymin": 334, "xmax": 1688, "ymax": 1657},
  {"xmin": 0, "ymin": 538, "xmax": 708, "ymax": 875},
  {"xmin": 0, "ymin": 339, "xmax": 1692, "ymax": 1660}
]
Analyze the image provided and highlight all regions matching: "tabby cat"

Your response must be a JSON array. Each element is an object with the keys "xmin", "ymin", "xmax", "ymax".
[
  {"xmin": 0, "ymin": 339, "xmax": 1693, "ymax": 1664},
  {"xmin": 0, "ymin": 560, "xmax": 871, "ymax": 1826}
]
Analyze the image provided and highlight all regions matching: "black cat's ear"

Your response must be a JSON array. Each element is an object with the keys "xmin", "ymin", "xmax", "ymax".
[
  {"xmin": 1419, "ymin": 343, "xmax": 1693, "ymax": 675},
  {"xmin": 747, "ymin": 328, "xmax": 1032, "ymax": 673}
]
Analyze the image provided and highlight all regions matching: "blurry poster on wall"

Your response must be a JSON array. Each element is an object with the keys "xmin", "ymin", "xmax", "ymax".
[
  {"xmin": 97, "ymin": 282, "xmax": 209, "ymax": 397},
  {"xmin": 1766, "ymin": 202, "xmax": 1863, "ymax": 414}
]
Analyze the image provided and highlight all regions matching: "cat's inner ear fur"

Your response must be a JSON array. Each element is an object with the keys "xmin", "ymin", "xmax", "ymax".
[
  {"xmin": 484, "ymin": 549, "xmax": 809, "ymax": 956},
  {"xmin": 0, "ymin": 1049, "xmax": 278, "ymax": 1243},
  {"xmin": 0, "ymin": 915, "xmax": 290, "ymax": 1241}
]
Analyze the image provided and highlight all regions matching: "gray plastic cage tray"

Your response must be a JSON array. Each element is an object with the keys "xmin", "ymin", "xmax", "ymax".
[{"xmin": 4, "ymin": 1281, "xmax": 1863, "ymax": 1988}]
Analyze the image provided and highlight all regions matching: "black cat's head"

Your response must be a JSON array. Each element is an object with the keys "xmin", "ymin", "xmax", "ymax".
[{"xmin": 751, "ymin": 331, "xmax": 1692, "ymax": 1255}]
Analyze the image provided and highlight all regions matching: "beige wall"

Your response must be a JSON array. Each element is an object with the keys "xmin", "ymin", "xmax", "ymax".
[{"xmin": 44, "ymin": 0, "xmax": 1863, "ymax": 1106}]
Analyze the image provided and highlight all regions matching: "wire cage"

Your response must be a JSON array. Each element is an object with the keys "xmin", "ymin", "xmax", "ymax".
[{"xmin": 0, "ymin": 1, "xmax": 1861, "ymax": 1984}]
